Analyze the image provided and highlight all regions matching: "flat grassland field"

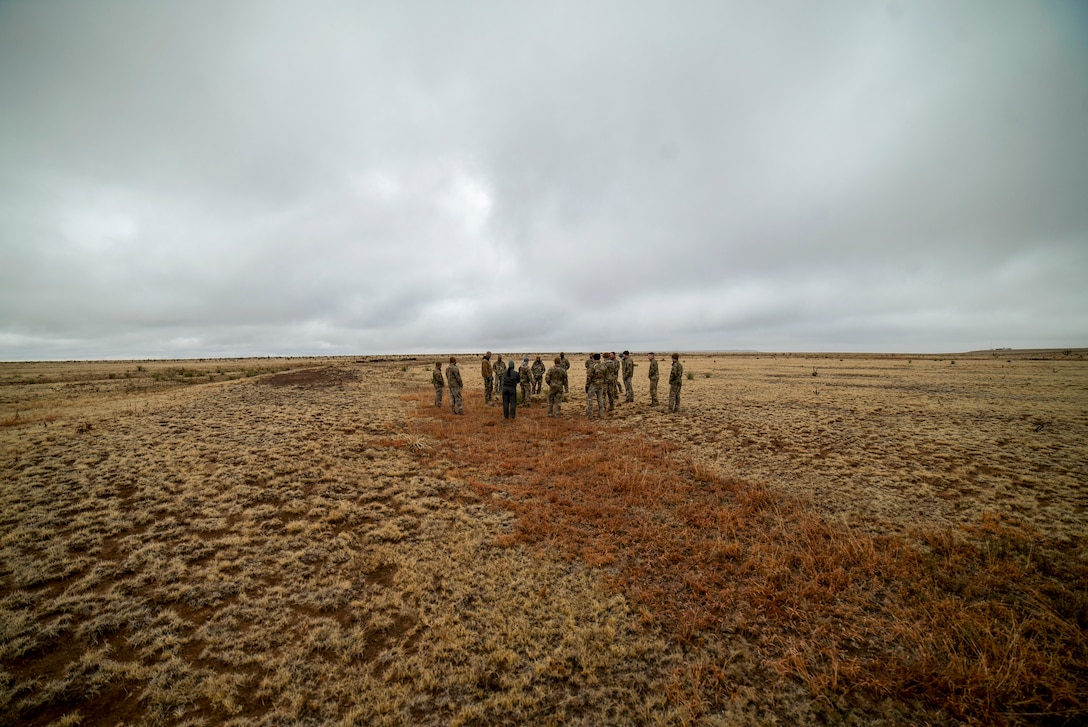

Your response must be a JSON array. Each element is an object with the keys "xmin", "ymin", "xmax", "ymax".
[{"xmin": 1, "ymin": 352, "xmax": 1086, "ymax": 726}]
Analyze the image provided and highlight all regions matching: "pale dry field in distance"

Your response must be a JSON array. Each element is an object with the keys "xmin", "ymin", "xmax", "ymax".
[
  {"xmin": 639, "ymin": 352, "xmax": 1088, "ymax": 542},
  {"xmin": 1, "ymin": 351, "xmax": 1086, "ymax": 725}
]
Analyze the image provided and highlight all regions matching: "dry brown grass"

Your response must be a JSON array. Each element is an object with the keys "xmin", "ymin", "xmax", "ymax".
[
  {"xmin": 406, "ymin": 367, "xmax": 1087, "ymax": 725},
  {"xmin": 1, "ymin": 357, "xmax": 675, "ymax": 726},
  {"xmin": 1, "ymin": 352, "xmax": 1086, "ymax": 725}
]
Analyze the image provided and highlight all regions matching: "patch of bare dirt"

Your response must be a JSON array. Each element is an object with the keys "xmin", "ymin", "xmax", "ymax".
[{"xmin": 262, "ymin": 367, "xmax": 359, "ymax": 388}]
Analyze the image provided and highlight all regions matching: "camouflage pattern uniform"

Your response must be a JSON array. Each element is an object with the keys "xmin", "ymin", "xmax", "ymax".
[
  {"xmin": 545, "ymin": 357, "xmax": 567, "ymax": 416},
  {"xmin": 647, "ymin": 354, "xmax": 660, "ymax": 405},
  {"xmin": 668, "ymin": 355, "xmax": 683, "ymax": 413},
  {"xmin": 531, "ymin": 357, "xmax": 546, "ymax": 394},
  {"xmin": 559, "ymin": 353, "xmax": 571, "ymax": 394},
  {"xmin": 481, "ymin": 353, "xmax": 494, "ymax": 405},
  {"xmin": 604, "ymin": 353, "xmax": 620, "ymax": 411},
  {"xmin": 446, "ymin": 358, "xmax": 464, "ymax": 414},
  {"xmin": 518, "ymin": 360, "xmax": 532, "ymax": 406},
  {"xmin": 586, "ymin": 355, "xmax": 607, "ymax": 418},
  {"xmin": 432, "ymin": 363, "xmax": 444, "ymax": 407},
  {"xmin": 492, "ymin": 356, "xmax": 504, "ymax": 397},
  {"xmin": 621, "ymin": 352, "xmax": 635, "ymax": 402}
]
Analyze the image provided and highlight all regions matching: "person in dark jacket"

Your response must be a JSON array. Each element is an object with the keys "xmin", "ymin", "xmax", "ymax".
[{"xmin": 501, "ymin": 359, "xmax": 521, "ymax": 419}]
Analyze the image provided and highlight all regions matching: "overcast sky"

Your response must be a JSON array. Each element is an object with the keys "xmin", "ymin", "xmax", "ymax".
[{"xmin": 1, "ymin": 1, "xmax": 1086, "ymax": 360}]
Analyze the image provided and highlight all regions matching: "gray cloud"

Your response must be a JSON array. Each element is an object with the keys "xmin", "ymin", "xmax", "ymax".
[{"xmin": 1, "ymin": 0, "xmax": 1086, "ymax": 360}]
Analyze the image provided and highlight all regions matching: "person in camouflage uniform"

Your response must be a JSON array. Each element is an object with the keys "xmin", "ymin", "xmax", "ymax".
[
  {"xmin": 492, "ymin": 355, "xmax": 504, "ymax": 398},
  {"xmin": 531, "ymin": 356, "xmax": 546, "ymax": 394},
  {"xmin": 432, "ymin": 361, "xmax": 444, "ymax": 407},
  {"xmin": 446, "ymin": 356, "xmax": 464, "ymax": 414},
  {"xmin": 518, "ymin": 357, "xmax": 532, "ymax": 406},
  {"xmin": 481, "ymin": 352, "xmax": 494, "ymax": 405},
  {"xmin": 604, "ymin": 352, "xmax": 620, "ymax": 411},
  {"xmin": 586, "ymin": 353, "xmax": 607, "ymax": 418},
  {"xmin": 559, "ymin": 352, "xmax": 571, "ymax": 397},
  {"xmin": 647, "ymin": 352, "xmax": 660, "ymax": 406},
  {"xmin": 545, "ymin": 356, "xmax": 567, "ymax": 416},
  {"xmin": 668, "ymin": 353, "xmax": 683, "ymax": 413},
  {"xmin": 621, "ymin": 350, "xmax": 635, "ymax": 402}
]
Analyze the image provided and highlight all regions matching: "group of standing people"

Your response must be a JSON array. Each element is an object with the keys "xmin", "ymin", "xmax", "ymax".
[
  {"xmin": 478, "ymin": 352, "xmax": 569, "ymax": 419},
  {"xmin": 432, "ymin": 350, "xmax": 683, "ymax": 419},
  {"xmin": 432, "ymin": 357, "xmax": 465, "ymax": 414},
  {"xmin": 582, "ymin": 351, "xmax": 683, "ymax": 418}
]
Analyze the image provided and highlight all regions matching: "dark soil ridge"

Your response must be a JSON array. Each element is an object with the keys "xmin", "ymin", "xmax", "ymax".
[{"xmin": 262, "ymin": 367, "xmax": 359, "ymax": 388}]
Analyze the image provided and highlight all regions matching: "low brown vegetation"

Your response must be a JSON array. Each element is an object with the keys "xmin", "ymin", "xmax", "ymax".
[
  {"xmin": 1, "ymin": 352, "xmax": 1085, "ymax": 725},
  {"xmin": 410, "ymin": 394, "xmax": 1087, "ymax": 723}
]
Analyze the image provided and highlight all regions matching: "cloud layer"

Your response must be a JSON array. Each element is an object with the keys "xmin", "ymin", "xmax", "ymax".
[{"xmin": 2, "ymin": 1, "xmax": 1086, "ymax": 359}]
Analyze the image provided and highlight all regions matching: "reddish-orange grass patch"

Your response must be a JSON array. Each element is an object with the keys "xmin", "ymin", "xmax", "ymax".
[{"xmin": 410, "ymin": 391, "xmax": 1088, "ymax": 725}]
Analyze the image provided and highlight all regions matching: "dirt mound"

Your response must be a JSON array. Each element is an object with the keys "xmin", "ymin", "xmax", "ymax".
[{"xmin": 262, "ymin": 367, "xmax": 358, "ymax": 388}]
